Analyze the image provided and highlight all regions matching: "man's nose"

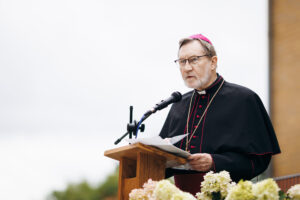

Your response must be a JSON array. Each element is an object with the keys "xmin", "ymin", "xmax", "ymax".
[{"xmin": 182, "ymin": 61, "xmax": 193, "ymax": 71}]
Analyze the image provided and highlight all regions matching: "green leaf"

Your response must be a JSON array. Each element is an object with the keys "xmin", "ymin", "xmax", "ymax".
[{"xmin": 279, "ymin": 190, "xmax": 288, "ymax": 200}]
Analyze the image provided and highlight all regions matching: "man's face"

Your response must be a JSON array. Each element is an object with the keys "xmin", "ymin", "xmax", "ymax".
[{"xmin": 178, "ymin": 40, "xmax": 216, "ymax": 90}]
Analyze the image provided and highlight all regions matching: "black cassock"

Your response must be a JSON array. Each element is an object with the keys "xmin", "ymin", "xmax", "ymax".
[{"xmin": 159, "ymin": 75, "xmax": 281, "ymax": 195}]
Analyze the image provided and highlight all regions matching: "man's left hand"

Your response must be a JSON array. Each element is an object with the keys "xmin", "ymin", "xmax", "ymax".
[{"xmin": 187, "ymin": 153, "xmax": 213, "ymax": 172}]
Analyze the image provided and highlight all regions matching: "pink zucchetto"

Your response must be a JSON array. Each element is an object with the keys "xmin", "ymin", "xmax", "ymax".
[{"xmin": 189, "ymin": 34, "xmax": 213, "ymax": 45}]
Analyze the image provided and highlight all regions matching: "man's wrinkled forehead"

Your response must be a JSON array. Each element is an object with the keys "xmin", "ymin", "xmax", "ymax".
[{"xmin": 178, "ymin": 40, "xmax": 206, "ymax": 58}]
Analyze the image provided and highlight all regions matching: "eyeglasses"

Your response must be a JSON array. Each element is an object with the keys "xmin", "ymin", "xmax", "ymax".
[{"xmin": 174, "ymin": 55, "xmax": 209, "ymax": 67}]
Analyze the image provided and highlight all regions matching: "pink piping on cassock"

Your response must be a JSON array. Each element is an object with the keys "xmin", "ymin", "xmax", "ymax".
[
  {"xmin": 199, "ymin": 94, "xmax": 210, "ymax": 153},
  {"xmin": 190, "ymin": 96, "xmax": 201, "ymax": 137},
  {"xmin": 180, "ymin": 94, "xmax": 199, "ymax": 149},
  {"xmin": 206, "ymin": 76, "xmax": 222, "ymax": 89}
]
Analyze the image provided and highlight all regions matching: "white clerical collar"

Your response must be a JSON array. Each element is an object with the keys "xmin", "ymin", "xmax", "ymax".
[{"xmin": 197, "ymin": 90, "xmax": 206, "ymax": 95}]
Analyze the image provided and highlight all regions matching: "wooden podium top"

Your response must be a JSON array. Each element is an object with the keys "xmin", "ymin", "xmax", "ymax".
[{"xmin": 104, "ymin": 143, "xmax": 187, "ymax": 167}]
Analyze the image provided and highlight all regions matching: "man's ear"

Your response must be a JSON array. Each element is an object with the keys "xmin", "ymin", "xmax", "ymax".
[{"xmin": 211, "ymin": 56, "xmax": 218, "ymax": 70}]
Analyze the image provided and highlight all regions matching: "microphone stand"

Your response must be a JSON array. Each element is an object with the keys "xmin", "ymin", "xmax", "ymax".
[{"xmin": 114, "ymin": 106, "xmax": 145, "ymax": 145}]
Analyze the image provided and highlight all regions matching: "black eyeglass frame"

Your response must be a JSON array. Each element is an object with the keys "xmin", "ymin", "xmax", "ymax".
[{"xmin": 174, "ymin": 55, "xmax": 209, "ymax": 65}]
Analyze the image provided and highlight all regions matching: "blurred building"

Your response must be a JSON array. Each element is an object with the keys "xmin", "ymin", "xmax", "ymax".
[{"xmin": 270, "ymin": 0, "xmax": 300, "ymax": 190}]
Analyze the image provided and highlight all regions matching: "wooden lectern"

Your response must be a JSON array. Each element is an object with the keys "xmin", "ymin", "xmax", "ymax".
[{"xmin": 104, "ymin": 143, "xmax": 187, "ymax": 200}]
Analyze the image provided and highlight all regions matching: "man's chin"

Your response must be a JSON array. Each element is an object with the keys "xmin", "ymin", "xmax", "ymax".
[{"xmin": 184, "ymin": 81, "xmax": 203, "ymax": 90}]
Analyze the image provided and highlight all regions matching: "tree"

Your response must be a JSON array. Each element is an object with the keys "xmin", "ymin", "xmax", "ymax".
[{"xmin": 48, "ymin": 167, "xmax": 118, "ymax": 200}]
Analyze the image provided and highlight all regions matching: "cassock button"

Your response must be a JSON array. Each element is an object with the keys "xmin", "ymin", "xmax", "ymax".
[
  {"xmin": 197, "ymin": 115, "xmax": 200, "ymax": 118},
  {"xmin": 192, "ymin": 136, "xmax": 197, "ymax": 138},
  {"xmin": 194, "ymin": 125, "xmax": 197, "ymax": 128},
  {"xmin": 190, "ymin": 145, "xmax": 196, "ymax": 148},
  {"xmin": 199, "ymin": 105, "xmax": 202, "ymax": 108},
  {"xmin": 202, "ymin": 96, "xmax": 205, "ymax": 99}
]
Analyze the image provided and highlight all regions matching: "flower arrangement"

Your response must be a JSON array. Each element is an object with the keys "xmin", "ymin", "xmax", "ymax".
[
  {"xmin": 196, "ymin": 171, "xmax": 235, "ymax": 200},
  {"xmin": 129, "ymin": 179, "xmax": 197, "ymax": 200},
  {"xmin": 287, "ymin": 184, "xmax": 300, "ymax": 200},
  {"xmin": 252, "ymin": 178, "xmax": 280, "ymax": 200},
  {"xmin": 129, "ymin": 171, "xmax": 300, "ymax": 200},
  {"xmin": 129, "ymin": 179, "xmax": 158, "ymax": 200},
  {"xmin": 225, "ymin": 180, "xmax": 255, "ymax": 200}
]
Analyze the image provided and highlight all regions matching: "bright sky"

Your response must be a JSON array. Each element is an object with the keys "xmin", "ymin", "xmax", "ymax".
[{"xmin": 0, "ymin": 0, "xmax": 268, "ymax": 199}]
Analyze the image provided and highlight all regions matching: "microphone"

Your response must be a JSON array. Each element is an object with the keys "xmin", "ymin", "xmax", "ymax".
[
  {"xmin": 149, "ymin": 91, "xmax": 182, "ymax": 114},
  {"xmin": 135, "ymin": 91, "xmax": 182, "ymax": 138}
]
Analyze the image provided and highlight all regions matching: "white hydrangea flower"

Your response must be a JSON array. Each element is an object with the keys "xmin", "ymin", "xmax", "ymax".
[
  {"xmin": 171, "ymin": 191, "xmax": 197, "ymax": 200},
  {"xmin": 195, "ymin": 191, "xmax": 212, "ymax": 200},
  {"xmin": 287, "ymin": 184, "xmax": 300, "ymax": 200},
  {"xmin": 129, "ymin": 188, "xmax": 148, "ymax": 200},
  {"xmin": 200, "ymin": 171, "xmax": 233, "ymax": 199},
  {"xmin": 143, "ymin": 179, "xmax": 158, "ymax": 199},
  {"xmin": 225, "ymin": 180, "xmax": 255, "ymax": 200},
  {"xmin": 129, "ymin": 179, "xmax": 158, "ymax": 200},
  {"xmin": 252, "ymin": 178, "xmax": 280, "ymax": 200},
  {"xmin": 153, "ymin": 179, "xmax": 180, "ymax": 200}
]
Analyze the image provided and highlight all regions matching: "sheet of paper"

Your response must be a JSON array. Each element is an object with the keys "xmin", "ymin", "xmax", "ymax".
[{"xmin": 126, "ymin": 134, "xmax": 190, "ymax": 158}]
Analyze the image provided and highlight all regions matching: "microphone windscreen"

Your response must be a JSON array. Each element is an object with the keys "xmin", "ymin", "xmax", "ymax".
[{"xmin": 171, "ymin": 91, "xmax": 182, "ymax": 102}]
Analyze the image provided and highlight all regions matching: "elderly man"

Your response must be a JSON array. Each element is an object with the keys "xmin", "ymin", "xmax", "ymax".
[{"xmin": 159, "ymin": 34, "xmax": 281, "ymax": 195}]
